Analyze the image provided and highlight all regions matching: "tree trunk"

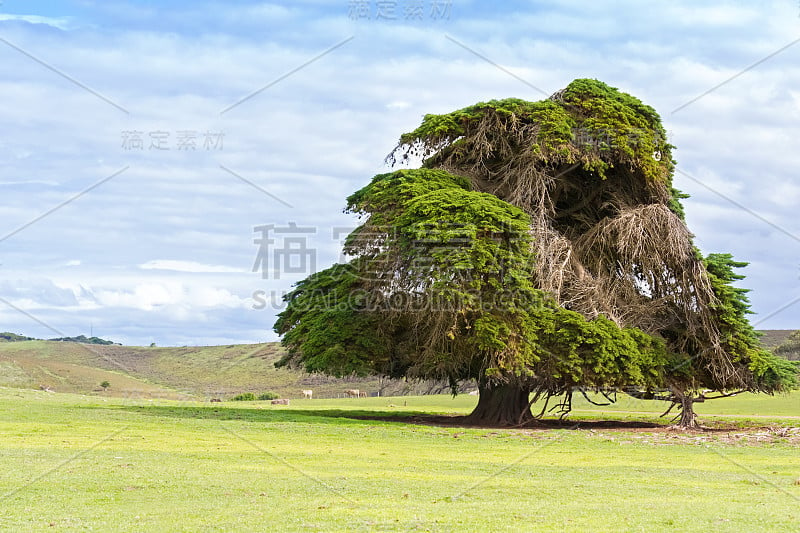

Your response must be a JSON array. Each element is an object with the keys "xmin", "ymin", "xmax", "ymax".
[
  {"xmin": 466, "ymin": 380, "xmax": 532, "ymax": 426},
  {"xmin": 673, "ymin": 390, "xmax": 698, "ymax": 428}
]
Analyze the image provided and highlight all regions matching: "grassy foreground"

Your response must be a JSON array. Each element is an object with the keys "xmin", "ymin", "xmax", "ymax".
[{"xmin": 0, "ymin": 388, "xmax": 798, "ymax": 532}]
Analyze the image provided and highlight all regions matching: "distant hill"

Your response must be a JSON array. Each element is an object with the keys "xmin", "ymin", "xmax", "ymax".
[
  {"xmin": 0, "ymin": 340, "xmax": 448, "ymax": 400},
  {"xmin": 1, "ymin": 332, "xmax": 120, "ymax": 345},
  {"xmin": 4, "ymin": 329, "xmax": 791, "ymax": 400},
  {"xmin": 764, "ymin": 330, "xmax": 800, "ymax": 361},
  {"xmin": 758, "ymin": 330, "xmax": 797, "ymax": 349},
  {"xmin": 48, "ymin": 335, "xmax": 120, "ymax": 345},
  {"xmin": 0, "ymin": 332, "xmax": 37, "ymax": 342}
]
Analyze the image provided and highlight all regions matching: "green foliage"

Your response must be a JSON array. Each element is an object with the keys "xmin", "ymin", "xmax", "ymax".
[
  {"xmin": 275, "ymin": 263, "xmax": 393, "ymax": 377},
  {"xmin": 0, "ymin": 332, "xmax": 37, "ymax": 342},
  {"xmin": 399, "ymin": 98, "xmax": 576, "ymax": 154},
  {"xmin": 278, "ymin": 167, "xmax": 678, "ymax": 398},
  {"xmin": 280, "ymin": 168, "xmax": 547, "ymax": 383},
  {"xmin": 561, "ymin": 78, "xmax": 662, "ymax": 127},
  {"xmin": 50, "ymin": 335, "xmax": 119, "ymax": 345},
  {"xmin": 257, "ymin": 392, "xmax": 280, "ymax": 400},
  {"xmin": 346, "ymin": 168, "xmax": 472, "ymax": 227},
  {"xmin": 100, "ymin": 380, "xmax": 110, "ymax": 390},
  {"xmin": 704, "ymin": 253, "xmax": 753, "ymax": 337},
  {"xmin": 747, "ymin": 349, "xmax": 799, "ymax": 391},
  {"xmin": 561, "ymin": 78, "xmax": 673, "ymax": 180},
  {"xmin": 231, "ymin": 392, "xmax": 256, "ymax": 401},
  {"xmin": 668, "ymin": 187, "xmax": 690, "ymax": 220},
  {"xmin": 537, "ymin": 309, "xmax": 668, "ymax": 391},
  {"xmin": 394, "ymin": 78, "xmax": 674, "ymax": 183},
  {"xmin": 697, "ymin": 253, "xmax": 799, "ymax": 392}
]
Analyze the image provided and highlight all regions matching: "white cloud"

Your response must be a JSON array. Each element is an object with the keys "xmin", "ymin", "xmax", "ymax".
[
  {"xmin": 0, "ymin": 15, "xmax": 73, "ymax": 30},
  {"xmin": 92, "ymin": 282, "xmax": 246, "ymax": 312},
  {"xmin": 386, "ymin": 100, "xmax": 412, "ymax": 110},
  {"xmin": 768, "ymin": 182, "xmax": 800, "ymax": 208},
  {"xmin": 139, "ymin": 260, "xmax": 243, "ymax": 273},
  {"xmin": 0, "ymin": 0, "xmax": 798, "ymax": 345}
]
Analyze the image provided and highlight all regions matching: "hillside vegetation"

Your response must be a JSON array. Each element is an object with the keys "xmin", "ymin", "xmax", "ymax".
[
  {"xmin": 0, "ymin": 330, "xmax": 794, "ymax": 400},
  {"xmin": 0, "ymin": 332, "xmax": 37, "ymax": 342},
  {"xmin": 0, "ymin": 341, "xmax": 433, "ymax": 400},
  {"xmin": 759, "ymin": 330, "xmax": 796, "ymax": 349}
]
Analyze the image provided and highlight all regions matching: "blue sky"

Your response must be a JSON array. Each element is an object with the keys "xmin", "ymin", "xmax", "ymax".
[{"xmin": 1, "ymin": 0, "xmax": 799, "ymax": 346}]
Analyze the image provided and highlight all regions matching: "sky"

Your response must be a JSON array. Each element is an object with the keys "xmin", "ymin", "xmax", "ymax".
[{"xmin": 0, "ymin": 0, "xmax": 799, "ymax": 346}]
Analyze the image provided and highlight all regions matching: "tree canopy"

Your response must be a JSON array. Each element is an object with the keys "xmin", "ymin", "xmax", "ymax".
[{"xmin": 276, "ymin": 78, "xmax": 798, "ymax": 427}]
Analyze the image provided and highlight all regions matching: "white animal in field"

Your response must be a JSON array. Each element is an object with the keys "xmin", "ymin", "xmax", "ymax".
[
  {"xmin": 345, "ymin": 389, "xmax": 360, "ymax": 398},
  {"xmin": 359, "ymin": 391, "xmax": 368, "ymax": 398},
  {"xmin": 302, "ymin": 389, "xmax": 313, "ymax": 399},
  {"xmin": 468, "ymin": 390, "xmax": 479, "ymax": 396}
]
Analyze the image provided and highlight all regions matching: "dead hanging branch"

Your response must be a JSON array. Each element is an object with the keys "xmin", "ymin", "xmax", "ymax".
[
  {"xmin": 697, "ymin": 389, "xmax": 746, "ymax": 401},
  {"xmin": 660, "ymin": 401, "xmax": 678, "ymax": 419},
  {"xmin": 548, "ymin": 390, "xmax": 574, "ymax": 420},
  {"xmin": 578, "ymin": 388, "xmax": 614, "ymax": 406},
  {"xmin": 623, "ymin": 388, "xmax": 673, "ymax": 402}
]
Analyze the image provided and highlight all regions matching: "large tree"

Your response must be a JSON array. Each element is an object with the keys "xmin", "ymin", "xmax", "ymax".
[{"xmin": 276, "ymin": 79, "xmax": 798, "ymax": 427}]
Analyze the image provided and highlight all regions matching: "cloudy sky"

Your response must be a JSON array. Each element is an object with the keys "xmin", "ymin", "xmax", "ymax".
[{"xmin": 0, "ymin": 0, "xmax": 799, "ymax": 346}]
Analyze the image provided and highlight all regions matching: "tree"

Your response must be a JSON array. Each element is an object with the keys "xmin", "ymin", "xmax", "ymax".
[
  {"xmin": 100, "ymin": 380, "xmax": 110, "ymax": 391},
  {"xmin": 276, "ymin": 79, "xmax": 798, "ymax": 427}
]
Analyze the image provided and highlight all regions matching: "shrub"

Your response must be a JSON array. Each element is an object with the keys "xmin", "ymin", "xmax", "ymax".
[
  {"xmin": 231, "ymin": 392, "xmax": 256, "ymax": 401},
  {"xmin": 258, "ymin": 392, "xmax": 279, "ymax": 400}
]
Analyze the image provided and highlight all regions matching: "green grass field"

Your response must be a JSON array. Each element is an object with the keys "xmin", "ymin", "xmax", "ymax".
[{"xmin": 0, "ymin": 387, "xmax": 797, "ymax": 532}]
